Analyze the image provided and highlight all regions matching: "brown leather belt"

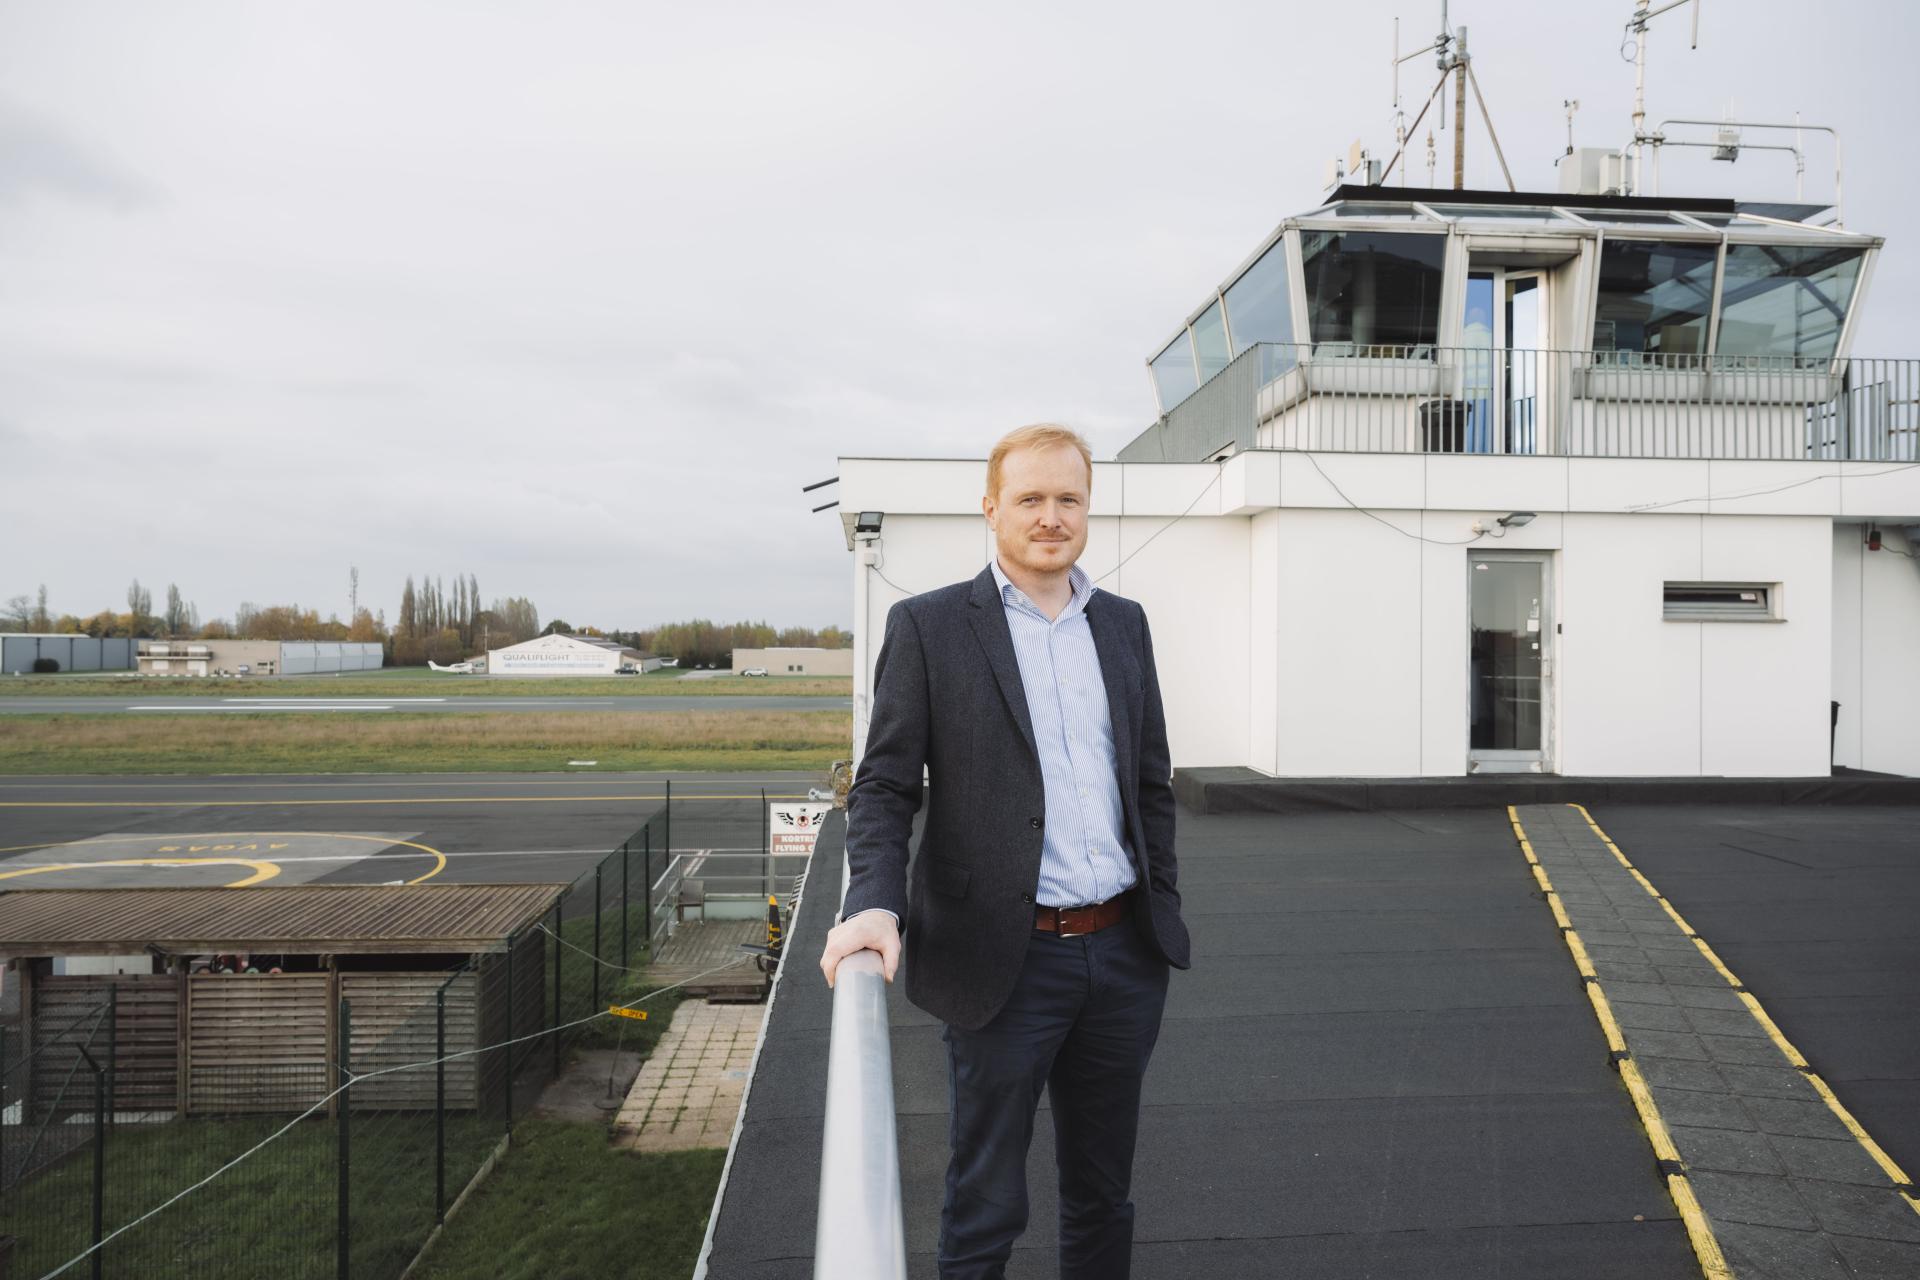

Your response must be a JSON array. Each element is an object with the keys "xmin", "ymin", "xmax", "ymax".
[{"xmin": 1033, "ymin": 890, "xmax": 1134, "ymax": 936}]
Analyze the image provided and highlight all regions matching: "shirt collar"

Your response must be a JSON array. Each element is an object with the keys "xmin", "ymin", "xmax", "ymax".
[{"xmin": 990, "ymin": 558, "xmax": 1094, "ymax": 621}]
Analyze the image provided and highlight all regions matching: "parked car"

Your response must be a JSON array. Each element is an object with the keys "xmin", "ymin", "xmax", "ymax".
[
  {"xmin": 615, "ymin": 665, "xmax": 639, "ymax": 675},
  {"xmin": 740, "ymin": 667, "xmax": 769, "ymax": 677}
]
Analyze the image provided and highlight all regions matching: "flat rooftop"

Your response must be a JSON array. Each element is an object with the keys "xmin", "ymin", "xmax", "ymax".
[{"xmin": 702, "ymin": 801, "xmax": 1920, "ymax": 1277}]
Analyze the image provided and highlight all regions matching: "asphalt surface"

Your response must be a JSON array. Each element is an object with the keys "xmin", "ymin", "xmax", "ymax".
[
  {"xmin": 707, "ymin": 807, "xmax": 1708, "ymax": 1279},
  {"xmin": 0, "ymin": 772, "xmax": 827, "ymax": 893},
  {"xmin": 0, "ymin": 696, "xmax": 849, "ymax": 715}
]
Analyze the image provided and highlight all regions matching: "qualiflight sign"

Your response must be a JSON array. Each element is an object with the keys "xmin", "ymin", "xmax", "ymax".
[{"xmin": 769, "ymin": 803, "xmax": 832, "ymax": 859}]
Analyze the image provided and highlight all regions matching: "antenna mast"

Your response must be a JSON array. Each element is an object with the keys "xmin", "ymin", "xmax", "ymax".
[{"xmin": 1625, "ymin": 0, "xmax": 1702, "ymax": 194}]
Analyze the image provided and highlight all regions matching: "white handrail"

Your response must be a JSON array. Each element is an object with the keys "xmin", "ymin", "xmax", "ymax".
[{"xmin": 813, "ymin": 948, "xmax": 906, "ymax": 1279}]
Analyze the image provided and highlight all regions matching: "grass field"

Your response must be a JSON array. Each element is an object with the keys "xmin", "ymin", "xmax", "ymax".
[
  {"xmin": 0, "ymin": 710, "xmax": 852, "ymax": 774},
  {"xmin": 0, "ymin": 1110, "xmax": 504, "ymax": 1280},
  {"xmin": 412, "ymin": 1121, "xmax": 726, "ymax": 1280},
  {"xmin": 0, "ymin": 668, "xmax": 850, "ymax": 698},
  {"xmin": 0, "ymin": 991, "xmax": 708, "ymax": 1280}
]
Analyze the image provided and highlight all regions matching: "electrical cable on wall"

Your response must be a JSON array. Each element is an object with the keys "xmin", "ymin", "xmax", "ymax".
[{"xmin": 1627, "ymin": 461, "xmax": 1920, "ymax": 512}]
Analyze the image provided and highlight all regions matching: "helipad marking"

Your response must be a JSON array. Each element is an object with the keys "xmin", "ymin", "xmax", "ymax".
[
  {"xmin": 0, "ymin": 831, "xmax": 447, "ymax": 884},
  {"xmin": 0, "ymin": 858, "xmax": 280, "ymax": 886}
]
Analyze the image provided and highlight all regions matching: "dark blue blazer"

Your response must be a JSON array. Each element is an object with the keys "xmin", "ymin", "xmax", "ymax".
[{"xmin": 842, "ymin": 565, "xmax": 1190, "ymax": 1030}]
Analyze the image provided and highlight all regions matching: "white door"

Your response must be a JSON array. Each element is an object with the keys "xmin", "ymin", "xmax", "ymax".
[
  {"xmin": 1463, "ymin": 268, "xmax": 1547, "ymax": 454},
  {"xmin": 1468, "ymin": 552, "xmax": 1553, "ymax": 773}
]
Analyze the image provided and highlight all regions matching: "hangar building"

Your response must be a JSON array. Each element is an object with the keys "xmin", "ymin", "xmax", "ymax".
[
  {"xmin": 732, "ymin": 646, "xmax": 855, "ymax": 676},
  {"xmin": 1, "ymin": 633, "xmax": 137, "ymax": 674},
  {"xmin": 486, "ymin": 633, "xmax": 660, "ymax": 676},
  {"xmin": 136, "ymin": 640, "xmax": 382, "ymax": 677}
]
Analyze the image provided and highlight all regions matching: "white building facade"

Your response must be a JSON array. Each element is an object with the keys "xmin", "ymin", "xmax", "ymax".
[
  {"xmin": 487, "ymin": 632, "xmax": 654, "ymax": 676},
  {"xmin": 840, "ymin": 187, "xmax": 1920, "ymax": 781}
]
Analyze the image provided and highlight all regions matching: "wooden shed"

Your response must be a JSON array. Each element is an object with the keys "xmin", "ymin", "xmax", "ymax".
[{"xmin": 0, "ymin": 882, "xmax": 567, "ymax": 1116}]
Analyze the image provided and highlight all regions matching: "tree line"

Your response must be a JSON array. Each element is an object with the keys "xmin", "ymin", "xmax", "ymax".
[{"xmin": 5, "ymin": 578, "xmax": 849, "ymax": 670}]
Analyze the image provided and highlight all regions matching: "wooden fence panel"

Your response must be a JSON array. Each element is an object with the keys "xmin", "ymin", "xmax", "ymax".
[
  {"xmin": 340, "ymin": 972, "xmax": 477, "ymax": 1110},
  {"xmin": 31, "ymin": 975, "xmax": 183, "ymax": 1114},
  {"xmin": 186, "ymin": 973, "xmax": 329, "ymax": 1113}
]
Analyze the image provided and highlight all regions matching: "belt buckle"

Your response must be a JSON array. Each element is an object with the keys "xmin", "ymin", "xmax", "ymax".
[{"xmin": 1057, "ymin": 905, "xmax": 1091, "ymax": 937}]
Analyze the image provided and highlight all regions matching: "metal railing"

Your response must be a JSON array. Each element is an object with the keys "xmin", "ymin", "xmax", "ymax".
[
  {"xmin": 813, "ymin": 949, "xmax": 906, "ymax": 1280},
  {"xmin": 645, "ymin": 851, "xmax": 809, "ymax": 955},
  {"xmin": 1158, "ymin": 342, "xmax": 1920, "ymax": 462}
]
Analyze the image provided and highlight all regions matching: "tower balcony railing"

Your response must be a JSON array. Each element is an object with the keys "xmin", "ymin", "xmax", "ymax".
[{"xmin": 1158, "ymin": 342, "xmax": 1919, "ymax": 463}]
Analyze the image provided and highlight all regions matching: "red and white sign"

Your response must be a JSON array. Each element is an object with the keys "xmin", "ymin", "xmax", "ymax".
[{"xmin": 769, "ymin": 803, "xmax": 832, "ymax": 859}]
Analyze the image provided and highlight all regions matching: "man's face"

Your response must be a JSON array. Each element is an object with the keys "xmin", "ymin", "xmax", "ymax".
[{"xmin": 984, "ymin": 443, "xmax": 1090, "ymax": 579}]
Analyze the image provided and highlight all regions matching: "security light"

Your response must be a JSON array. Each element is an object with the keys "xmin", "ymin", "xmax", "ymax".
[
  {"xmin": 854, "ymin": 511, "xmax": 884, "ymax": 534},
  {"xmin": 1497, "ymin": 511, "xmax": 1537, "ymax": 528}
]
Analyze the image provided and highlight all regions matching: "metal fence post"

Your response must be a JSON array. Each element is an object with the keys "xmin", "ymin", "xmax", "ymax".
[
  {"xmin": 435, "ymin": 986, "xmax": 446, "ymax": 1225},
  {"xmin": 77, "ymin": 1045, "xmax": 103, "ymax": 1280},
  {"xmin": 621, "ymin": 839, "xmax": 631, "ymax": 971},
  {"xmin": 551, "ymin": 902, "xmax": 562, "ymax": 1075},
  {"xmin": 643, "ymin": 828, "xmax": 652, "ymax": 956},
  {"xmin": 593, "ymin": 865, "xmax": 603, "ymax": 1012},
  {"xmin": 504, "ymin": 940, "xmax": 515, "ymax": 1135},
  {"xmin": 337, "ymin": 998, "xmax": 351, "ymax": 1280},
  {"xmin": 106, "ymin": 983, "xmax": 117, "ymax": 1129}
]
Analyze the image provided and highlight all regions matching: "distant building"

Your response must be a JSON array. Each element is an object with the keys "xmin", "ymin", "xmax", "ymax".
[
  {"xmin": 136, "ymin": 640, "xmax": 382, "ymax": 677},
  {"xmin": 731, "ymin": 646, "xmax": 855, "ymax": 676},
  {"xmin": 2, "ymin": 633, "xmax": 137, "ymax": 674},
  {"xmin": 487, "ymin": 633, "xmax": 661, "ymax": 676}
]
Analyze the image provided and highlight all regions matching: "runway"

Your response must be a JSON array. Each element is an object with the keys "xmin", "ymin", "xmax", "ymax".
[
  {"xmin": 0, "ymin": 771, "xmax": 826, "ymax": 892},
  {"xmin": 0, "ymin": 696, "xmax": 850, "ymax": 715}
]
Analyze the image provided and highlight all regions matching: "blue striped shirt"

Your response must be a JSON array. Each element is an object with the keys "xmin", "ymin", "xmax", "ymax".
[{"xmin": 990, "ymin": 559, "xmax": 1137, "ymax": 909}]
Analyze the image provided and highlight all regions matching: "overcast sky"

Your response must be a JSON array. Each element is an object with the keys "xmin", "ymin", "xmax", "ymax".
[{"xmin": 4, "ymin": 1, "xmax": 1914, "ymax": 631}]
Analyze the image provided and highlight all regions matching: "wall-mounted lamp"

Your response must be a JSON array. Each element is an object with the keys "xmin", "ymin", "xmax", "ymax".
[
  {"xmin": 854, "ymin": 511, "xmax": 884, "ymax": 536},
  {"xmin": 1497, "ymin": 511, "xmax": 1537, "ymax": 528}
]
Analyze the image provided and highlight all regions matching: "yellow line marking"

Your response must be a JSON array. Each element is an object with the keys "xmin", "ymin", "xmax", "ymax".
[
  {"xmin": 0, "ymin": 831, "xmax": 447, "ymax": 885},
  {"xmin": 1565, "ymin": 802, "xmax": 1920, "ymax": 1215},
  {"xmin": 0, "ymin": 794, "xmax": 808, "ymax": 809},
  {"xmin": 0, "ymin": 858, "xmax": 280, "ymax": 887},
  {"xmin": 1507, "ymin": 805, "xmax": 1736, "ymax": 1280}
]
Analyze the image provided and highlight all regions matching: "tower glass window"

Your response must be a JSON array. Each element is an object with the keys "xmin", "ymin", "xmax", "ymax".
[
  {"xmin": 1224, "ymin": 240, "xmax": 1295, "ymax": 354},
  {"xmin": 1591, "ymin": 238, "xmax": 1718, "ymax": 359},
  {"xmin": 1191, "ymin": 301, "xmax": 1231, "ymax": 383},
  {"xmin": 1150, "ymin": 333, "xmax": 1199, "ymax": 411},
  {"xmin": 1715, "ymin": 244, "xmax": 1865, "ymax": 363},
  {"xmin": 1299, "ymin": 230, "xmax": 1446, "ymax": 351}
]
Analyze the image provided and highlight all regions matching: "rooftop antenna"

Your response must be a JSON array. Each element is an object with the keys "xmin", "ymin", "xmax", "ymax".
[
  {"xmin": 1563, "ymin": 99, "xmax": 1580, "ymax": 156},
  {"xmin": 1383, "ymin": 4, "xmax": 1515, "ymax": 191},
  {"xmin": 1623, "ymin": 0, "xmax": 1702, "ymax": 195}
]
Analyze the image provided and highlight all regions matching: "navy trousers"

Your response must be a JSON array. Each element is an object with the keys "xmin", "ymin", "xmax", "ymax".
[{"xmin": 937, "ymin": 918, "xmax": 1171, "ymax": 1280}]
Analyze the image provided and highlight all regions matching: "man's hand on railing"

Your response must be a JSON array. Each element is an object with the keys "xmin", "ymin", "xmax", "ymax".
[{"xmin": 819, "ymin": 911, "xmax": 900, "ymax": 988}]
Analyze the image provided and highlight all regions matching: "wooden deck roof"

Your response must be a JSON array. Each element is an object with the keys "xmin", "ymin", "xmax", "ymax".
[{"xmin": 0, "ymin": 882, "xmax": 570, "ymax": 958}]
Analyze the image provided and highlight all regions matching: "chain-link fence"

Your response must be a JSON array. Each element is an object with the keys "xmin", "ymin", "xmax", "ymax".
[{"xmin": 0, "ymin": 796, "xmax": 789, "ymax": 1280}]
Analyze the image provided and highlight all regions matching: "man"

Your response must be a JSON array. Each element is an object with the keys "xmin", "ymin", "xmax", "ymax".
[{"xmin": 819, "ymin": 423, "xmax": 1190, "ymax": 1280}]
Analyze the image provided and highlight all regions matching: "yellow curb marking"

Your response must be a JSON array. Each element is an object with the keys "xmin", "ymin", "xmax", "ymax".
[
  {"xmin": 0, "ymin": 831, "xmax": 447, "ymax": 885},
  {"xmin": 1508, "ymin": 806, "xmax": 1735, "ymax": 1280},
  {"xmin": 1562, "ymin": 803, "xmax": 1920, "ymax": 1220}
]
